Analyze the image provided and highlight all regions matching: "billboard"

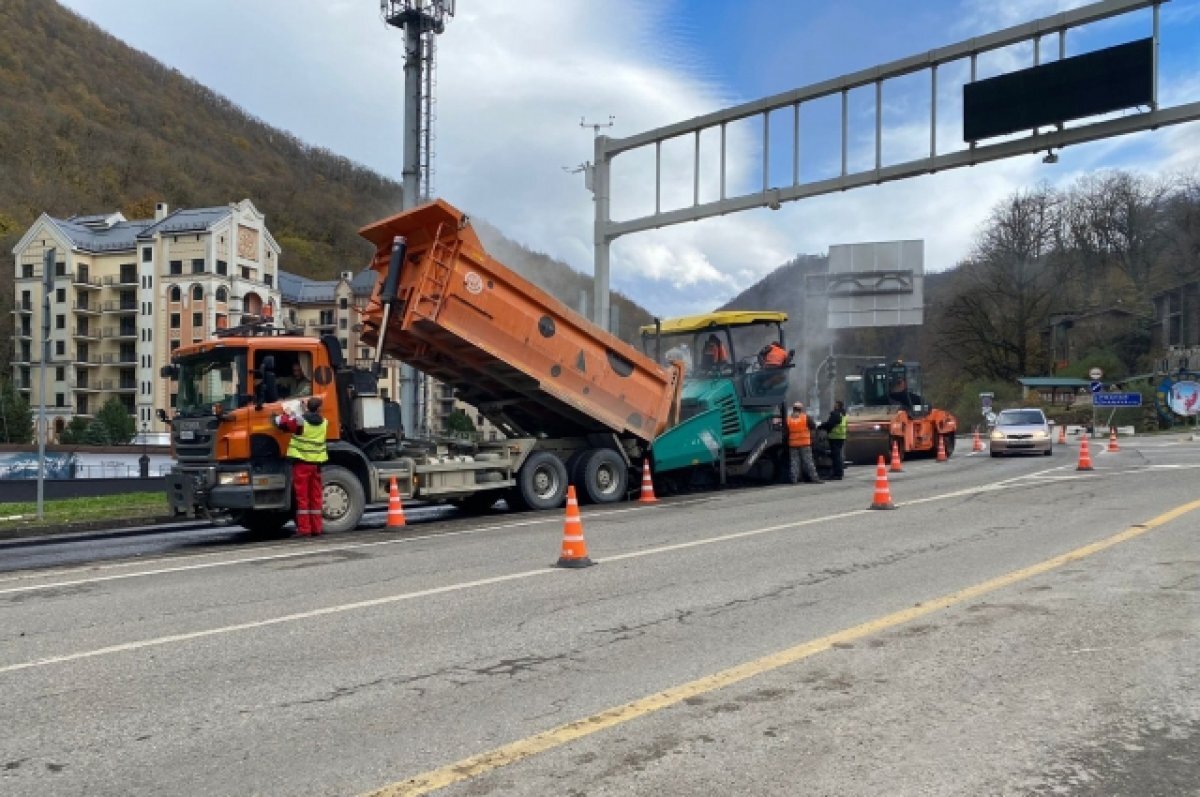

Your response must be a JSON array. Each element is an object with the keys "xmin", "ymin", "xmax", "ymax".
[{"xmin": 823, "ymin": 240, "xmax": 924, "ymax": 329}]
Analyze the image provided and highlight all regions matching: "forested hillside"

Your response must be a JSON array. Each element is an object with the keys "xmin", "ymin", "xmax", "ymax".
[{"xmin": 0, "ymin": 0, "xmax": 652, "ymax": 362}]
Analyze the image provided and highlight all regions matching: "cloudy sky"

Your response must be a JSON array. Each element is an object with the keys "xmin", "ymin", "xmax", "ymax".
[{"xmin": 57, "ymin": 0, "xmax": 1200, "ymax": 318}]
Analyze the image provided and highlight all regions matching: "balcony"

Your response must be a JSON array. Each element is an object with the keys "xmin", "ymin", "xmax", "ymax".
[
  {"xmin": 11, "ymin": 301, "xmax": 33, "ymax": 314},
  {"xmin": 103, "ymin": 273, "xmax": 139, "ymax": 287},
  {"xmin": 101, "ymin": 326, "xmax": 139, "ymax": 340},
  {"xmin": 102, "ymin": 352, "xmax": 137, "ymax": 365},
  {"xmin": 72, "ymin": 301, "xmax": 102, "ymax": 316},
  {"xmin": 101, "ymin": 299, "xmax": 138, "ymax": 314},
  {"xmin": 72, "ymin": 353, "xmax": 102, "ymax": 367},
  {"xmin": 14, "ymin": 326, "xmax": 33, "ymax": 340},
  {"xmin": 72, "ymin": 272, "xmax": 102, "ymax": 290},
  {"xmin": 70, "ymin": 381, "xmax": 101, "ymax": 393},
  {"xmin": 16, "ymin": 268, "xmax": 42, "ymax": 282},
  {"xmin": 308, "ymin": 319, "xmax": 337, "ymax": 330},
  {"xmin": 72, "ymin": 326, "xmax": 100, "ymax": 341},
  {"xmin": 100, "ymin": 379, "xmax": 138, "ymax": 392}
]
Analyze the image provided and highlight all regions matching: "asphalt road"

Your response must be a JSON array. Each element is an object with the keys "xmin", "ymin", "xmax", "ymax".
[{"xmin": 1, "ymin": 436, "xmax": 1198, "ymax": 796}]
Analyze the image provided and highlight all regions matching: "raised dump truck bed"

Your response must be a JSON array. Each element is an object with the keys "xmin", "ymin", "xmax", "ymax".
[{"xmin": 358, "ymin": 199, "xmax": 681, "ymax": 443}]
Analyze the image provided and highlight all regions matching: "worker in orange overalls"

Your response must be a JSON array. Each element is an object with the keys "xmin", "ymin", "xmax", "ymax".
[
  {"xmin": 274, "ymin": 396, "xmax": 329, "ymax": 536},
  {"xmin": 786, "ymin": 401, "xmax": 823, "ymax": 484},
  {"xmin": 760, "ymin": 341, "xmax": 788, "ymax": 368}
]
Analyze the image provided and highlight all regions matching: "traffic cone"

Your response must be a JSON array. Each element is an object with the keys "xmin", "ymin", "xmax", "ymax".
[
  {"xmin": 936, "ymin": 435, "xmax": 948, "ymax": 462},
  {"xmin": 889, "ymin": 440, "xmax": 903, "ymax": 473},
  {"xmin": 387, "ymin": 477, "xmax": 406, "ymax": 529},
  {"xmin": 1107, "ymin": 426, "xmax": 1120, "ymax": 452},
  {"xmin": 1057, "ymin": 424, "xmax": 1066, "ymax": 444},
  {"xmin": 869, "ymin": 455, "xmax": 895, "ymax": 510},
  {"xmin": 972, "ymin": 428, "xmax": 983, "ymax": 452},
  {"xmin": 637, "ymin": 458, "xmax": 658, "ymax": 503},
  {"xmin": 556, "ymin": 485, "xmax": 594, "ymax": 568},
  {"xmin": 1076, "ymin": 436, "xmax": 1094, "ymax": 471}
]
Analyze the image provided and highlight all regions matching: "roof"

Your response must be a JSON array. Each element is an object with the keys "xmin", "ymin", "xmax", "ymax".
[
  {"xmin": 278, "ymin": 271, "xmax": 341, "ymax": 304},
  {"xmin": 639, "ymin": 311, "xmax": 789, "ymax": 336},
  {"xmin": 48, "ymin": 205, "xmax": 234, "ymax": 253}
]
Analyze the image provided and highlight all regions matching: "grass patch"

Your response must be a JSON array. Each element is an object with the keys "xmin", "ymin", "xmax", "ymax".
[{"xmin": 0, "ymin": 492, "xmax": 168, "ymax": 528}]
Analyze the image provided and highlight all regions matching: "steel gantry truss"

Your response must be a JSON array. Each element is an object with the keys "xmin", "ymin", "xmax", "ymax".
[{"xmin": 588, "ymin": 0, "xmax": 1200, "ymax": 330}]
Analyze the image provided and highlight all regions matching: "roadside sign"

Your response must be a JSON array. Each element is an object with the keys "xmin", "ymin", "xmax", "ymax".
[
  {"xmin": 1092, "ymin": 392, "xmax": 1142, "ymax": 407},
  {"xmin": 1090, "ymin": 381, "xmax": 1103, "ymax": 394},
  {"xmin": 1089, "ymin": 367, "xmax": 1103, "ymax": 380}
]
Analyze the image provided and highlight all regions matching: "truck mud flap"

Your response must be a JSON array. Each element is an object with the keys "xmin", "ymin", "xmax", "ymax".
[{"xmin": 166, "ymin": 472, "xmax": 197, "ymax": 516}]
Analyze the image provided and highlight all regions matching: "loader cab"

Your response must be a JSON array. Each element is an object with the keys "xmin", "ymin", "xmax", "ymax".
[{"xmin": 858, "ymin": 361, "xmax": 928, "ymax": 418}]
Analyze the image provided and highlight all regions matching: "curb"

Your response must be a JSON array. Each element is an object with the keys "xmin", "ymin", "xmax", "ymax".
[{"xmin": 0, "ymin": 516, "xmax": 215, "ymax": 547}]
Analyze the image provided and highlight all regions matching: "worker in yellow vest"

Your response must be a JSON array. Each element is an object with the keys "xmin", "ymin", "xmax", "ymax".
[
  {"xmin": 274, "ymin": 396, "xmax": 329, "ymax": 536},
  {"xmin": 819, "ymin": 400, "xmax": 848, "ymax": 480},
  {"xmin": 785, "ymin": 401, "xmax": 823, "ymax": 484}
]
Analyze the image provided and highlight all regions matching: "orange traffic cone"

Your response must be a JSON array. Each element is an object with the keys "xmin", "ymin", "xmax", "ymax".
[
  {"xmin": 1076, "ymin": 436, "xmax": 1094, "ymax": 471},
  {"xmin": 556, "ymin": 485, "xmax": 594, "ymax": 568},
  {"xmin": 936, "ymin": 435, "xmax": 948, "ymax": 462},
  {"xmin": 1057, "ymin": 423, "xmax": 1066, "ymax": 444},
  {"xmin": 869, "ymin": 455, "xmax": 895, "ymax": 510},
  {"xmin": 637, "ymin": 458, "xmax": 658, "ymax": 503},
  {"xmin": 387, "ymin": 477, "xmax": 406, "ymax": 529},
  {"xmin": 1107, "ymin": 426, "xmax": 1120, "ymax": 452},
  {"xmin": 889, "ymin": 440, "xmax": 903, "ymax": 473},
  {"xmin": 972, "ymin": 428, "xmax": 983, "ymax": 452}
]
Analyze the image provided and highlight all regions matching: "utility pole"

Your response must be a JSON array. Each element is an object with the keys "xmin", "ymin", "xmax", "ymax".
[{"xmin": 579, "ymin": 116, "xmax": 614, "ymax": 330}]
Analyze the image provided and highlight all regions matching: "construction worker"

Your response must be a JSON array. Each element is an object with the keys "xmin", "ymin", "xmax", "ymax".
[
  {"xmin": 786, "ymin": 401, "xmax": 823, "ymax": 484},
  {"xmin": 274, "ymin": 396, "xmax": 329, "ymax": 536},
  {"xmin": 819, "ymin": 399, "xmax": 848, "ymax": 480},
  {"xmin": 760, "ymin": 341, "xmax": 788, "ymax": 368},
  {"xmin": 700, "ymin": 334, "xmax": 730, "ymax": 370}
]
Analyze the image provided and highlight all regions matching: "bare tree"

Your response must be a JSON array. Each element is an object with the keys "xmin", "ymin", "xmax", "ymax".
[{"xmin": 936, "ymin": 187, "xmax": 1062, "ymax": 381}]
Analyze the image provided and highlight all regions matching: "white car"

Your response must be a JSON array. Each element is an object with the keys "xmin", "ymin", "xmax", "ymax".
[{"xmin": 990, "ymin": 408, "xmax": 1053, "ymax": 457}]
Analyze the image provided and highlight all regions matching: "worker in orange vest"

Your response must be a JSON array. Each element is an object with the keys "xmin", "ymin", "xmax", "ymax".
[
  {"xmin": 760, "ymin": 341, "xmax": 788, "ymax": 368},
  {"xmin": 785, "ymin": 401, "xmax": 823, "ymax": 484},
  {"xmin": 701, "ymin": 334, "xmax": 730, "ymax": 371}
]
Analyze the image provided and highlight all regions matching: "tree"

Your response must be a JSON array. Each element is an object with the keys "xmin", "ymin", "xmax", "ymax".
[
  {"xmin": 444, "ymin": 408, "xmax": 476, "ymax": 436},
  {"xmin": 0, "ymin": 380, "xmax": 33, "ymax": 443},
  {"xmin": 94, "ymin": 397, "xmax": 136, "ymax": 444},
  {"xmin": 57, "ymin": 415, "xmax": 91, "ymax": 444},
  {"xmin": 935, "ymin": 187, "xmax": 1063, "ymax": 381}
]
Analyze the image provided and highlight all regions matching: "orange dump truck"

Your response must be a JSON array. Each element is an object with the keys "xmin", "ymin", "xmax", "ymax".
[{"xmin": 163, "ymin": 199, "xmax": 683, "ymax": 535}]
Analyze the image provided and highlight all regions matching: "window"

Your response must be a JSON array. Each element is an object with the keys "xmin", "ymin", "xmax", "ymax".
[
  {"xmin": 21, "ymin": 263, "xmax": 34, "ymax": 278},
  {"xmin": 170, "ymin": 341, "xmax": 180, "ymax": 352},
  {"xmin": 340, "ymin": 297, "xmax": 349, "ymax": 309},
  {"xmin": 170, "ymin": 313, "xmax": 180, "ymax": 329},
  {"xmin": 55, "ymin": 341, "xmax": 65, "ymax": 356},
  {"xmin": 216, "ymin": 286, "xmax": 228, "ymax": 302},
  {"xmin": 340, "ymin": 338, "xmax": 348, "ymax": 351},
  {"xmin": 55, "ymin": 393, "xmax": 65, "ymax": 408},
  {"xmin": 55, "ymin": 288, "xmax": 65, "ymax": 303},
  {"xmin": 55, "ymin": 314, "xmax": 65, "ymax": 329},
  {"xmin": 361, "ymin": 348, "xmax": 371, "ymax": 359},
  {"xmin": 193, "ymin": 312, "xmax": 203, "ymax": 328},
  {"xmin": 169, "ymin": 286, "xmax": 181, "ymax": 302},
  {"xmin": 241, "ymin": 267, "xmax": 252, "ymax": 280},
  {"xmin": 55, "ymin": 367, "xmax": 65, "ymax": 381},
  {"xmin": 216, "ymin": 260, "xmax": 227, "ymax": 276},
  {"xmin": 264, "ymin": 273, "xmax": 273, "ymax": 288},
  {"xmin": 169, "ymin": 260, "xmax": 182, "ymax": 275},
  {"xmin": 142, "ymin": 247, "xmax": 152, "ymax": 262},
  {"xmin": 339, "ymin": 318, "xmax": 348, "ymax": 330},
  {"xmin": 192, "ymin": 285, "xmax": 204, "ymax": 301},
  {"xmin": 191, "ymin": 258, "xmax": 205, "ymax": 274},
  {"xmin": 55, "ymin": 262, "xmax": 66, "ymax": 276}
]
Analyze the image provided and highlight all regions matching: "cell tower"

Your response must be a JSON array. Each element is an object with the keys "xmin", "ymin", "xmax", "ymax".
[{"xmin": 381, "ymin": 1, "xmax": 455, "ymax": 209}]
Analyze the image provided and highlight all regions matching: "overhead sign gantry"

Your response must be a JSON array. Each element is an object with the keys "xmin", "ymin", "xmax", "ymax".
[{"xmin": 587, "ymin": 0, "xmax": 1200, "ymax": 331}]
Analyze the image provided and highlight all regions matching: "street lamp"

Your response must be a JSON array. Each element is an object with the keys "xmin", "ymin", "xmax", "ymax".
[{"xmin": 139, "ymin": 420, "xmax": 150, "ymax": 479}]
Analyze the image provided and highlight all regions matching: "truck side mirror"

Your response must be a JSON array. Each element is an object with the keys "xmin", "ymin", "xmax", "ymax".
[
  {"xmin": 160, "ymin": 364, "xmax": 178, "ymax": 379},
  {"xmin": 156, "ymin": 408, "xmax": 169, "ymax": 424}
]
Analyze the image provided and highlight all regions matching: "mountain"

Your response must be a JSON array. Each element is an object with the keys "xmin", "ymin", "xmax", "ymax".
[{"xmin": 0, "ymin": 0, "xmax": 653, "ymax": 358}]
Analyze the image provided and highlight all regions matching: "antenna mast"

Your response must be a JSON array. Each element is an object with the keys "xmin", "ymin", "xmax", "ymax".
[{"xmin": 381, "ymin": 1, "xmax": 455, "ymax": 209}]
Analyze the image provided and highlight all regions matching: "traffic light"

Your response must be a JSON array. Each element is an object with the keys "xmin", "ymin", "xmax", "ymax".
[{"xmin": 826, "ymin": 355, "xmax": 837, "ymax": 382}]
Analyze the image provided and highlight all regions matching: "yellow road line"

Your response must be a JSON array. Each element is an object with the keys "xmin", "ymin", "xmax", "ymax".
[{"xmin": 363, "ymin": 498, "xmax": 1200, "ymax": 797}]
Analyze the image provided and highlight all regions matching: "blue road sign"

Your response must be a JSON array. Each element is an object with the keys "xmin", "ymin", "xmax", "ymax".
[
  {"xmin": 1090, "ymin": 381, "xmax": 1104, "ymax": 393},
  {"xmin": 1093, "ymin": 392, "xmax": 1142, "ymax": 407}
]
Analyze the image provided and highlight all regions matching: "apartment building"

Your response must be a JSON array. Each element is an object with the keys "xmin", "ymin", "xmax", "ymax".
[
  {"xmin": 11, "ymin": 198, "xmax": 495, "ymax": 442},
  {"xmin": 11, "ymin": 200, "xmax": 281, "ymax": 439}
]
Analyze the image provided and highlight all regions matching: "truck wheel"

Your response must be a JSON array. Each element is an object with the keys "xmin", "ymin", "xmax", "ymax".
[
  {"xmin": 321, "ymin": 465, "xmax": 366, "ymax": 533},
  {"xmin": 517, "ymin": 451, "xmax": 568, "ymax": 511},
  {"xmin": 580, "ymin": 449, "xmax": 628, "ymax": 504},
  {"xmin": 235, "ymin": 509, "xmax": 292, "ymax": 538}
]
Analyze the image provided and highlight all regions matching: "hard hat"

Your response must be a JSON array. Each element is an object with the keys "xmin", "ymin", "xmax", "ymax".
[{"xmin": 792, "ymin": 401, "xmax": 804, "ymax": 409}]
